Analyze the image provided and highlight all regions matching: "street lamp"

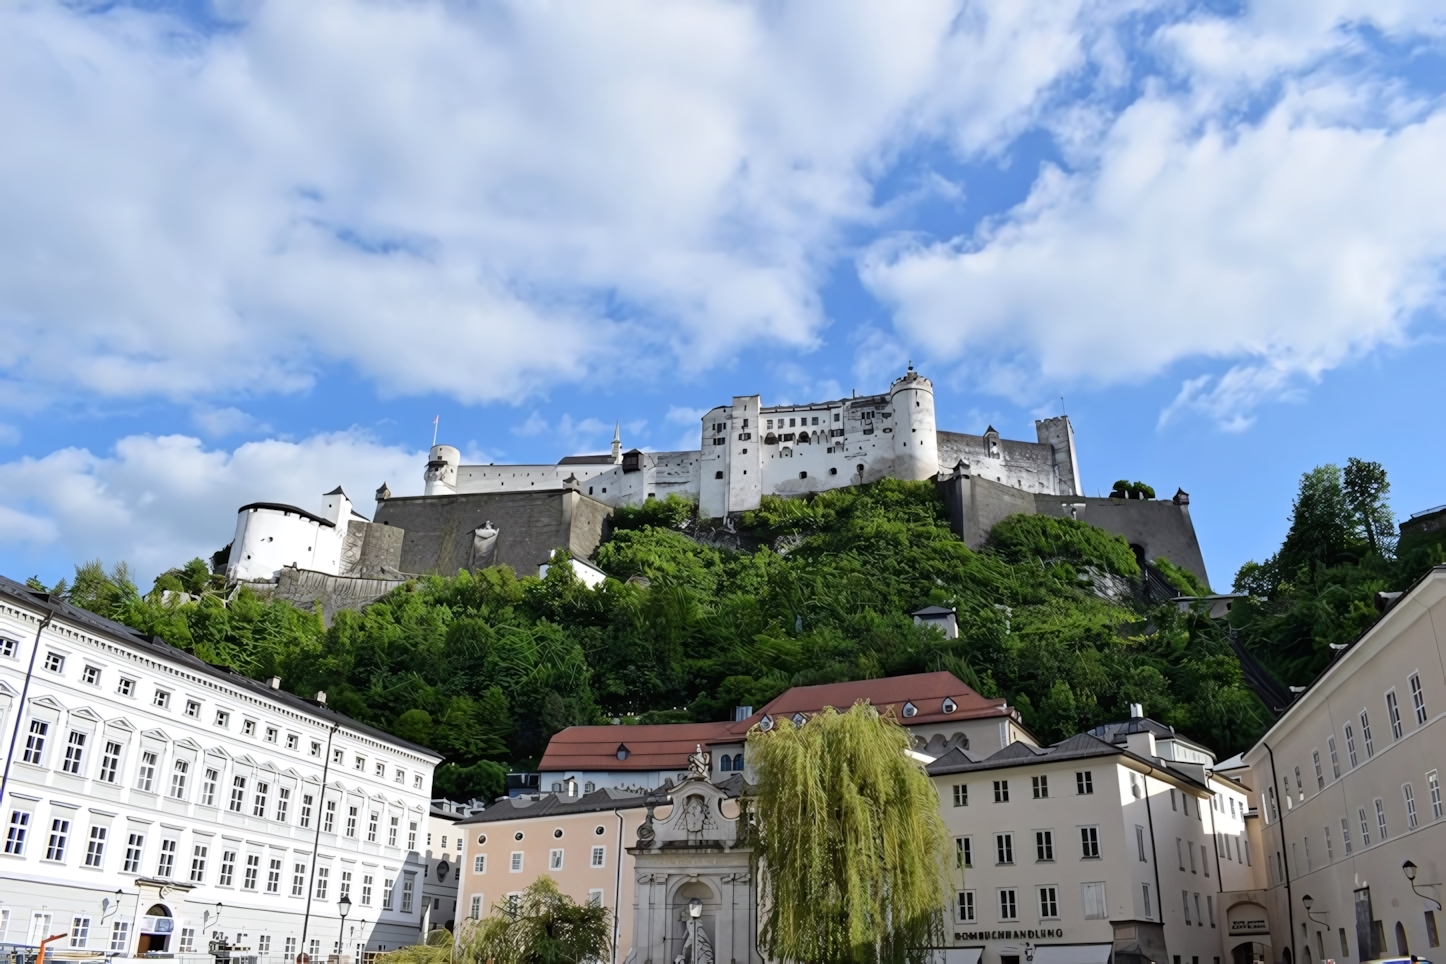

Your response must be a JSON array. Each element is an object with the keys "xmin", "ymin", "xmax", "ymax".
[
  {"xmin": 1403, "ymin": 861, "xmax": 1443, "ymax": 912},
  {"xmin": 338, "ymin": 896, "xmax": 353, "ymax": 963},
  {"xmin": 1302, "ymin": 895, "xmax": 1327, "ymax": 926}
]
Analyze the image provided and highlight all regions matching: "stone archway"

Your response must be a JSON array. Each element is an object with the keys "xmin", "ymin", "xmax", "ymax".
[
  {"xmin": 137, "ymin": 903, "xmax": 174, "ymax": 955},
  {"xmin": 1232, "ymin": 943, "xmax": 1267, "ymax": 964}
]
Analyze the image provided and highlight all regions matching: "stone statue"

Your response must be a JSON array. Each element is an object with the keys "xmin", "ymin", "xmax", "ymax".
[
  {"xmin": 682, "ymin": 795, "xmax": 707, "ymax": 842},
  {"xmin": 470, "ymin": 521, "xmax": 499, "ymax": 571},
  {"xmin": 679, "ymin": 916, "xmax": 714, "ymax": 964},
  {"xmin": 687, "ymin": 744, "xmax": 710, "ymax": 777}
]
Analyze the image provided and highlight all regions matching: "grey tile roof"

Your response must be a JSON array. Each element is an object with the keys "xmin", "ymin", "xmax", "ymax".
[
  {"xmin": 0, "ymin": 575, "xmax": 440, "ymax": 760},
  {"xmin": 927, "ymin": 730, "xmax": 1210, "ymax": 792},
  {"xmin": 457, "ymin": 787, "xmax": 652, "ymax": 823}
]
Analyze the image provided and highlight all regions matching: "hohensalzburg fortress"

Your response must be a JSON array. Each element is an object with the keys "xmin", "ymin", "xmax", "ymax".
[{"xmin": 422, "ymin": 366, "xmax": 1082, "ymax": 516}]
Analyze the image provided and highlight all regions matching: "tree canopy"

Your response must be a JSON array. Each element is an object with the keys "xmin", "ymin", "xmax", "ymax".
[
  {"xmin": 467, "ymin": 875, "xmax": 612, "ymax": 964},
  {"xmin": 748, "ymin": 701, "xmax": 946, "ymax": 964}
]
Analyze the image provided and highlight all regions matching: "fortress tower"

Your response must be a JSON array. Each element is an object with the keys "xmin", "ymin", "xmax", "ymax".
[{"xmin": 889, "ymin": 366, "xmax": 938, "ymax": 481}]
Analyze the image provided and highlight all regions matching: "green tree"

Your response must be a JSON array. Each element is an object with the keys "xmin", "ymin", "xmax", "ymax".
[
  {"xmin": 466, "ymin": 875, "xmax": 612, "ymax": 964},
  {"xmin": 748, "ymin": 701, "xmax": 946, "ymax": 964},
  {"xmin": 1343, "ymin": 457, "xmax": 1395, "ymax": 557}
]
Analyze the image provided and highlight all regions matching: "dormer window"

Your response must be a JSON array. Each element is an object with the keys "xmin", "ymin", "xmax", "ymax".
[
  {"xmin": 791, "ymin": 713, "xmax": 806, "ymax": 727},
  {"xmin": 759, "ymin": 715, "xmax": 774, "ymax": 732},
  {"xmin": 616, "ymin": 744, "xmax": 630, "ymax": 761},
  {"xmin": 942, "ymin": 698, "xmax": 957, "ymax": 714},
  {"xmin": 902, "ymin": 701, "xmax": 918, "ymax": 719}
]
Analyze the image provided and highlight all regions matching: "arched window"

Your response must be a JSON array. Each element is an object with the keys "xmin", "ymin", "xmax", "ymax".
[
  {"xmin": 720, "ymin": 755, "xmax": 732, "ymax": 772},
  {"xmin": 1396, "ymin": 921, "xmax": 1410, "ymax": 956},
  {"xmin": 733, "ymin": 753, "xmax": 744, "ymax": 770}
]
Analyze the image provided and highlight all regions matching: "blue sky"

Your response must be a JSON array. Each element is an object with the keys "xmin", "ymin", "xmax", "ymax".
[{"xmin": 1, "ymin": 0, "xmax": 1443, "ymax": 590}]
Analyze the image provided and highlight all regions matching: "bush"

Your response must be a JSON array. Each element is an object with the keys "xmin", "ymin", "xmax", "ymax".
[{"xmin": 987, "ymin": 514, "xmax": 1140, "ymax": 577}]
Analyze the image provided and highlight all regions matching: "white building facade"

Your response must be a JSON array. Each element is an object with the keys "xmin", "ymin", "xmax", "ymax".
[
  {"xmin": 419, "ymin": 368, "xmax": 1082, "ymax": 519},
  {"xmin": 0, "ymin": 575, "xmax": 442, "ymax": 962}
]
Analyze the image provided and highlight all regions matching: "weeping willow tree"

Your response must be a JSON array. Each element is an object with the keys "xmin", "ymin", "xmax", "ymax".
[
  {"xmin": 464, "ymin": 875, "xmax": 612, "ymax": 964},
  {"xmin": 749, "ymin": 700, "xmax": 947, "ymax": 964}
]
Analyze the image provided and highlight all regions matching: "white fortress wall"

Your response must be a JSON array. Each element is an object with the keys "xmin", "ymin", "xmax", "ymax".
[{"xmin": 228, "ymin": 505, "xmax": 341, "ymax": 582}]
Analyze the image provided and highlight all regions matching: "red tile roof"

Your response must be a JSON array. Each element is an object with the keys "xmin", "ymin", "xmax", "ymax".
[{"xmin": 537, "ymin": 672, "xmax": 1010, "ymax": 772}]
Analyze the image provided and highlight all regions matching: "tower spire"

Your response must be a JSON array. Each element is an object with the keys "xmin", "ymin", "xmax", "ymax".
[{"xmin": 612, "ymin": 421, "xmax": 622, "ymax": 463}]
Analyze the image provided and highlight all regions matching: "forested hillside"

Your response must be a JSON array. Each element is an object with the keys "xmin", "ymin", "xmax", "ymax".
[{"xmin": 37, "ymin": 480, "xmax": 1274, "ymax": 801}]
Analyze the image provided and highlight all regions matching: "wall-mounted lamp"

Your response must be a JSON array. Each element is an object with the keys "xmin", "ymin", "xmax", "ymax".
[
  {"xmin": 1403, "ymin": 861, "xmax": 1443, "ymax": 911},
  {"xmin": 1302, "ymin": 895, "xmax": 1328, "ymax": 926}
]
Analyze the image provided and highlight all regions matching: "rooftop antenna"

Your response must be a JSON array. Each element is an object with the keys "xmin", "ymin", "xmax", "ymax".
[
  {"xmin": 1061, "ymin": 396, "xmax": 1067, "ymax": 417},
  {"xmin": 432, "ymin": 415, "xmax": 439, "ymax": 446}
]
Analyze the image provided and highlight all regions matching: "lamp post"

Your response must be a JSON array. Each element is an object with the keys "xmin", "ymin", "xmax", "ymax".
[
  {"xmin": 1302, "ymin": 895, "xmax": 1328, "ymax": 926},
  {"xmin": 687, "ymin": 898, "xmax": 702, "ymax": 964},
  {"xmin": 1403, "ymin": 861, "xmax": 1443, "ymax": 911},
  {"xmin": 337, "ymin": 896, "xmax": 353, "ymax": 964}
]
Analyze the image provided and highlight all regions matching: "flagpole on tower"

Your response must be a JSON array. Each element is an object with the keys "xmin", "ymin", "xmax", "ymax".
[{"xmin": 432, "ymin": 415, "xmax": 439, "ymax": 446}]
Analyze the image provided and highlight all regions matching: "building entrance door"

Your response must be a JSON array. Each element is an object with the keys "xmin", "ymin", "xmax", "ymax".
[{"xmin": 1231, "ymin": 941, "xmax": 1266, "ymax": 964}]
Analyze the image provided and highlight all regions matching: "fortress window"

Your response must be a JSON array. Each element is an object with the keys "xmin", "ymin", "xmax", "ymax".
[
  {"xmin": 799, "ymin": 472, "xmax": 807, "ymax": 480},
  {"xmin": 856, "ymin": 464, "xmax": 864, "ymax": 473},
  {"xmin": 812, "ymin": 417, "xmax": 819, "ymax": 425},
  {"xmin": 789, "ymin": 418, "xmax": 795, "ymax": 427},
  {"xmin": 715, "ymin": 472, "xmax": 724, "ymax": 480},
  {"xmin": 834, "ymin": 413, "xmax": 840, "ymax": 421},
  {"xmin": 766, "ymin": 419, "xmax": 773, "ymax": 429},
  {"xmin": 829, "ymin": 468, "xmax": 837, "ymax": 476}
]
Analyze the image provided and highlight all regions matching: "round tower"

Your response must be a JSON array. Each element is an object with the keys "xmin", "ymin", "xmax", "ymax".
[
  {"xmin": 889, "ymin": 366, "xmax": 938, "ymax": 481},
  {"xmin": 423, "ymin": 444, "xmax": 460, "ymax": 496}
]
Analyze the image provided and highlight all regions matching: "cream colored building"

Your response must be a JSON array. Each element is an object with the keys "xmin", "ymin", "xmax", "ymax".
[{"xmin": 1229, "ymin": 566, "xmax": 1446, "ymax": 964}]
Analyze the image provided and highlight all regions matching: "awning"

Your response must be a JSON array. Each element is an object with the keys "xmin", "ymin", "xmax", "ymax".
[
  {"xmin": 925, "ymin": 948, "xmax": 984, "ymax": 964},
  {"xmin": 1029, "ymin": 943, "xmax": 1114, "ymax": 964}
]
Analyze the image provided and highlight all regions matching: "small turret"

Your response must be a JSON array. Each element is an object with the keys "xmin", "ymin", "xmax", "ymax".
[
  {"xmin": 611, "ymin": 422, "xmax": 622, "ymax": 464},
  {"xmin": 424, "ymin": 445, "xmax": 460, "ymax": 496}
]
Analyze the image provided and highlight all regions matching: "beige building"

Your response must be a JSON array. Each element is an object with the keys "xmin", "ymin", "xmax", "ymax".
[{"xmin": 1228, "ymin": 566, "xmax": 1446, "ymax": 964}]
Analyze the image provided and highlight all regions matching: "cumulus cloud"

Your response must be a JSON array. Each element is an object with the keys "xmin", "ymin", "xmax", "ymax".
[
  {"xmin": 0, "ymin": 0, "xmax": 1119, "ymax": 411},
  {"xmin": 0, "ymin": 431, "xmax": 423, "ymax": 583},
  {"xmin": 862, "ymin": 3, "xmax": 1446, "ymax": 427}
]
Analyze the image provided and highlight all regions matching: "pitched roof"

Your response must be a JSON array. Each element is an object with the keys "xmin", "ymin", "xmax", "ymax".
[
  {"xmin": 458, "ymin": 786, "xmax": 652, "ymax": 823},
  {"xmin": 0, "ymin": 575, "xmax": 439, "ymax": 760},
  {"xmin": 539, "ymin": 672, "xmax": 1014, "ymax": 773},
  {"xmin": 237, "ymin": 502, "xmax": 336, "ymax": 528},
  {"xmin": 926, "ymin": 731, "xmax": 1210, "ymax": 792}
]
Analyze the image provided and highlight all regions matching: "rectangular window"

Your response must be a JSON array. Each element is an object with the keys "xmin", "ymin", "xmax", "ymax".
[
  {"xmin": 994, "ymin": 780, "xmax": 1009, "ymax": 803},
  {"xmin": 471, "ymin": 895, "xmax": 483, "ymax": 920},
  {"xmin": 301, "ymin": 794, "xmax": 314, "ymax": 829},
  {"xmin": 1082, "ymin": 882, "xmax": 1107, "ymax": 920},
  {"xmin": 242, "ymin": 720, "xmax": 255, "ymax": 737},
  {"xmin": 292, "ymin": 863, "xmax": 307, "ymax": 897},
  {"xmin": 286, "ymin": 939, "xmax": 297, "ymax": 960},
  {"xmin": 218, "ymin": 850, "xmax": 236, "ymax": 886},
  {"xmin": 401, "ymin": 875, "xmax": 414, "ymax": 914},
  {"xmin": 1359, "ymin": 807, "xmax": 1372, "ymax": 847},
  {"xmin": 999, "ymin": 889, "xmax": 1018, "ymax": 921},
  {"xmin": 957, "ymin": 891, "xmax": 976, "ymax": 923},
  {"xmin": 198, "ymin": 768, "xmax": 218, "ymax": 807},
  {"xmin": 310, "ymin": 741, "xmax": 322, "ymax": 757},
  {"xmin": 1077, "ymin": 771, "xmax": 1093, "ymax": 795},
  {"xmin": 1345, "ymin": 724, "xmax": 1358, "ymax": 767},
  {"xmin": 375, "ymin": 761, "xmax": 385, "ymax": 777},
  {"xmin": 368, "ymin": 811, "xmax": 378, "ymax": 842},
  {"xmin": 395, "ymin": 768, "xmax": 405, "ymax": 784},
  {"xmin": 43, "ymin": 651, "xmax": 65, "ymax": 673},
  {"xmin": 265, "ymin": 726, "xmax": 278, "ymax": 744},
  {"xmin": 69, "ymin": 916, "xmax": 90, "ymax": 949},
  {"xmin": 1325, "ymin": 824, "xmax": 1334, "ymax": 860},
  {"xmin": 1405, "ymin": 784, "xmax": 1419, "ymax": 829},
  {"xmin": 85, "ymin": 826, "xmax": 107, "ymax": 867},
  {"xmin": 62, "ymin": 731, "xmax": 86, "ymax": 774},
  {"xmin": 1039, "ymin": 886, "xmax": 1059, "ymax": 919},
  {"xmin": 215, "ymin": 710, "xmax": 230, "ymax": 728},
  {"xmin": 1136, "ymin": 826, "xmax": 1147, "ymax": 862},
  {"xmin": 258, "ymin": 937, "xmax": 270, "ymax": 954},
  {"xmin": 22, "ymin": 720, "xmax": 48, "ymax": 765},
  {"xmin": 952, "ymin": 784, "xmax": 968, "ymax": 807},
  {"xmin": 185, "ymin": 700, "xmax": 200, "ymax": 719},
  {"xmin": 82, "ymin": 665, "xmax": 100, "ymax": 685},
  {"xmin": 362, "ymin": 874, "xmax": 374, "ymax": 906},
  {"xmin": 383, "ymin": 878, "xmax": 394, "ymax": 910},
  {"xmin": 1426, "ymin": 910, "xmax": 1439, "ymax": 948},
  {"xmin": 346, "ymin": 806, "xmax": 357, "ymax": 838},
  {"xmin": 123, "ymin": 833, "xmax": 145, "ymax": 872},
  {"xmin": 955, "ymin": 837, "xmax": 972, "ymax": 869},
  {"xmin": 135, "ymin": 751, "xmax": 157, "ymax": 792},
  {"xmin": 286, "ymin": 733, "xmax": 298, "ymax": 750},
  {"xmin": 169, "ymin": 760, "xmax": 189, "ymax": 799},
  {"xmin": 99, "ymin": 742, "xmax": 121, "ymax": 784},
  {"xmin": 0, "ymin": 637, "xmax": 14, "ymax": 657},
  {"xmin": 1375, "ymin": 798, "xmax": 1388, "ymax": 840},
  {"xmin": 1081, "ymin": 826, "xmax": 1101, "ymax": 859},
  {"xmin": 253, "ymin": 782, "xmax": 269, "ymax": 818},
  {"xmin": 153, "ymin": 689, "xmax": 170, "ymax": 709},
  {"xmin": 1177, "ymin": 838, "xmax": 1185, "ymax": 870},
  {"xmin": 1429, "ymin": 770, "xmax": 1443, "ymax": 820},
  {"xmin": 1410, "ymin": 673, "xmax": 1427, "ymax": 725},
  {"xmin": 1142, "ymin": 884, "xmax": 1153, "ymax": 919},
  {"xmin": 996, "ymin": 833, "xmax": 1013, "ymax": 864},
  {"xmin": 388, "ymin": 816, "xmax": 399, "ymax": 846},
  {"xmin": 475, "ymin": 854, "xmax": 488, "ymax": 873},
  {"xmin": 340, "ymin": 869, "xmax": 352, "ymax": 899},
  {"xmin": 1183, "ymin": 891, "xmax": 1192, "ymax": 925},
  {"xmin": 109, "ymin": 922, "xmax": 130, "ymax": 953},
  {"xmin": 1209, "ymin": 897, "xmax": 1216, "ymax": 929},
  {"xmin": 267, "ymin": 858, "xmax": 282, "ymax": 893},
  {"xmin": 549, "ymin": 849, "xmax": 563, "ymax": 870},
  {"xmin": 1361, "ymin": 710, "xmax": 1374, "ymax": 757},
  {"xmin": 510, "ymin": 851, "xmax": 524, "ymax": 872},
  {"xmin": 354, "ymin": 755, "xmax": 366, "ymax": 771},
  {"xmin": 1035, "ymin": 830, "xmax": 1054, "ymax": 861},
  {"xmin": 1342, "ymin": 817, "xmax": 1353, "ymax": 853},
  {"xmin": 229, "ymin": 776, "xmax": 246, "ymax": 812},
  {"xmin": 156, "ymin": 838, "xmax": 176, "ymax": 877},
  {"xmin": 314, "ymin": 866, "xmax": 329, "ymax": 900},
  {"xmin": 276, "ymin": 787, "xmax": 290, "ymax": 823},
  {"xmin": 116, "ymin": 678, "xmax": 135, "ymax": 697},
  {"xmin": 45, "ymin": 818, "xmax": 70, "ymax": 861},
  {"xmin": 590, "ymin": 847, "xmax": 605, "ymax": 868},
  {"xmin": 190, "ymin": 845, "xmax": 207, "ymax": 883},
  {"xmin": 1388, "ymin": 691, "xmax": 1404, "ymax": 740},
  {"xmin": 1313, "ymin": 751, "xmax": 1324, "ymax": 790},
  {"xmin": 180, "ymin": 929, "xmax": 195, "ymax": 953},
  {"xmin": 408, "ymin": 821, "xmax": 418, "ymax": 850},
  {"xmin": 324, "ymin": 800, "xmax": 336, "ymax": 834},
  {"xmin": 1032, "ymin": 775, "xmax": 1049, "ymax": 799},
  {"xmin": 332, "ymin": 748, "xmax": 344, "ymax": 765}
]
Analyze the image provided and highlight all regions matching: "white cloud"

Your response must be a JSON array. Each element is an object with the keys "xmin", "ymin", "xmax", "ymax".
[
  {"xmin": 193, "ymin": 407, "xmax": 270, "ymax": 438},
  {"xmin": 862, "ymin": 81, "xmax": 1446, "ymax": 425},
  {"xmin": 0, "ymin": 0, "xmax": 1115, "ymax": 411},
  {"xmin": 666, "ymin": 406, "xmax": 710, "ymax": 425},
  {"xmin": 0, "ymin": 431, "xmax": 423, "ymax": 584},
  {"xmin": 0, "ymin": 424, "xmax": 19, "ymax": 447}
]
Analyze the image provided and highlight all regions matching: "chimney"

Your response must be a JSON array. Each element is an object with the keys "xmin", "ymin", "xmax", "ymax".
[
  {"xmin": 315, "ymin": 690, "xmax": 327, "ymax": 705},
  {"xmin": 734, "ymin": 706, "xmax": 753, "ymax": 722},
  {"xmin": 269, "ymin": 676, "xmax": 282, "ymax": 690},
  {"xmin": 1125, "ymin": 727, "xmax": 1156, "ymax": 760},
  {"xmin": 1129, "ymin": 702, "xmax": 1143, "ymax": 719}
]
